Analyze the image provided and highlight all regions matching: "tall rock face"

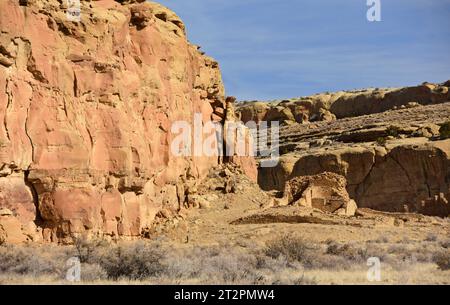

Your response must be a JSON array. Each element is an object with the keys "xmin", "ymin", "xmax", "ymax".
[
  {"xmin": 260, "ymin": 140, "xmax": 450, "ymax": 217},
  {"xmin": 0, "ymin": 0, "xmax": 256, "ymax": 243}
]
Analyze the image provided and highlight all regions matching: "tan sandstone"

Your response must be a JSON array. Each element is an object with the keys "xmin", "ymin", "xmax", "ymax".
[{"xmin": 0, "ymin": 0, "xmax": 256, "ymax": 243}]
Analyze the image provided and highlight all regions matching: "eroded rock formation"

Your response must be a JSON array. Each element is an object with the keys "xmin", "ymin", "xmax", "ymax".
[
  {"xmin": 279, "ymin": 172, "xmax": 357, "ymax": 217},
  {"xmin": 237, "ymin": 81, "xmax": 450, "ymax": 125},
  {"xmin": 258, "ymin": 102, "xmax": 450, "ymax": 217},
  {"xmin": 0, "ymin": 0, "xmax": 256, "ymax": 243}
]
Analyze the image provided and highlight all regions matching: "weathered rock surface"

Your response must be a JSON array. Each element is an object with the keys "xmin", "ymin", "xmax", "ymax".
[
  {"xmin": 237, "ymin": 81, "xmax": 450, "ymax": 125},
  {"xmin": 257, "ymin": 100, "xmax": 450, "ymax": 217},
  {"xmin": 0, "ymin": 0, "xmax": 256, "ymax": 243},
  {"xmin": 280, "ymin": 172, "xmax": 357, "ymax": 216},
  {"xmin": 0, "ymin": 1, "xmax": 447, "ymax": 245}
]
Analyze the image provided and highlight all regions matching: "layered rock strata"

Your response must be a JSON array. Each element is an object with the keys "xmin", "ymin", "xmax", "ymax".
[{"xmin": 0, "ymin": 0, "xmax": 256, "ymax": 243}]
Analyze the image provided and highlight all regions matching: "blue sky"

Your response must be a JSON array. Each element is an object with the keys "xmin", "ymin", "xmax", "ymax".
[{"xmin": 156, "ymin": 0, "xmax": 450, "ymax": 100}]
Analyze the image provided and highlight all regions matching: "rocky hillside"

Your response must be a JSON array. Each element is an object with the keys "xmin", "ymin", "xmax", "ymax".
[
  {"xmin": 252, "ymin": 85, "xmax": 450, "ymax": 217},
  {"xmin": 0, "ymin": 0, "xmax": 448, "ymax": 246},
  {"xmin": 237, "ymin": 81, "xmax": 450, "ymax": 125},
  {"xmin": 0, "ymin": 0, "xmax": 255, "ymax": 243}
]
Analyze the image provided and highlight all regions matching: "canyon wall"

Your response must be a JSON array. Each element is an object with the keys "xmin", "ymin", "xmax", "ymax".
[
  {"xmin": 237, "ymin": 81, "xmax": 450, "ymax": 125},
  {"xmin": 259, "ymin": 140, "xmax": 450, "ymax": 216},
  {"xmin": 238, "ymin": 75, "xmax": 450, "ymax": 217},
  {"xmin": 256, "ymin": 97, "xmax": 450, "ymax": 217},
  {"xmin": 0, "ymin": 0, "xmax": 256, "ymax": 243}
]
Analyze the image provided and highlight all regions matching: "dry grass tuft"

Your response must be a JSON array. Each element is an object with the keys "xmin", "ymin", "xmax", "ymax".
[{"xmin": 0, "ymin": 233, "xmax": 449, "ymax": 284}]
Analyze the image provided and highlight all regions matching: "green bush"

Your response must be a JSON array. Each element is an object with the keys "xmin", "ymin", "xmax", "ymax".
[
  {"xmin": 386, "ymin": 125, "xmax": 400, "ymax": 137},
  {"xmin": 376, "ymin": 137, "xmax": 387, "ymax": 146}
]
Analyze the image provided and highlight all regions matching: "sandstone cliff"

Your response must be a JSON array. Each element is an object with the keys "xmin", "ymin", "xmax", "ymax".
[
  {"xmin": 257, "ymin": 100, "xmax": 450, "ymax": 217},
  {"xmin": 0, "ymin": 0, "xmax": 256, "ymax": 243},
  {"xmin": 237, "ymin": 81, "xmax": 450, "ymax": 125}
]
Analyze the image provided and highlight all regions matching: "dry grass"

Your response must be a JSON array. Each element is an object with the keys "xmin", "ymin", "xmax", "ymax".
[
  {"xmin": 0, "ymin": 234, "xmax": 449, "ymax": 284},
  {"xmin": 265, "ymin": 234, "xmax": 310, "ymax": 263},
  {"xmin": 433, "ymin": 252, "xmax": 450, "ymax": 271},
  {"xmin": 0, "ymin": 238, "xmax": 316, "ymax": 284},
  {"xmin": 0, "ymin": 244, "xmax": 65, "ymax": 276}
]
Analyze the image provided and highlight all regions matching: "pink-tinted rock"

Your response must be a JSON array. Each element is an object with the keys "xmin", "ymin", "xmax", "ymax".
[
  {"xmin": 0, "ymin": 215, "xmax": 28, "ymax": 244},
  {"xmin": 0, "ymin": 175, "xmax": 36, "ymax": 223},
  {"xmin": 0, "ymin": 0, "xmax": 257, "ymax": 242}
]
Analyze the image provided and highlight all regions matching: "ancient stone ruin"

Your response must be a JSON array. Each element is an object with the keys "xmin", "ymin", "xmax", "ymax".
[{"xmin": 281, "ymin": 172, "xmax": 357, "ymax": 217}]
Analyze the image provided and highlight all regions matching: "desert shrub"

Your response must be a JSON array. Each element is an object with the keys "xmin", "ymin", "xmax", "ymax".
[
  {"xmin": 291, "ymin": 275, "xmax": 317, "ymax": 285},
  {"xmin": 0, "ymin": 245, "xmax": 61, "ymax": 276},
  {"xmin": 439, "ymin": 121, "xmax": 450, "ymax": 139},
  {"xmin": 326, "ymin": 242, "xmax": 367, "ymax": 263},
  {"xmin": 163, "ymin": 243, "xmax": 318, "ymax": 285},
  {"xmin": 97, "ymin": 241, "xmax": 165, "ymax": 280},
  {"xmin": 254, "ymin": 252, "xmax": 293, "ymax": 271},
  {"xmin": 433, "ymin": 252, "xmax": 450, "ymax": 271},
  {"xmin": 164, "ymin": 245, "xmax": 269, "ymax": 284},
  {"xmin": 386, "ymin": 125, "xmax": 400, "ymax": 137},
  {"xmin": 67, "ymin": 238, "xmax": 319, "ymax": 284},
  {"xmin": 376, "ymin": 137, "xmax": 387, "ymax": 146},
  {"xmin": 264, "ymin": 237, "xmax": 367, "ymax": 270},
  {"xmin": 386, "ymin": 243, "xmax": 409, "ymax": 255},
  {"xmin": 272, "ymin": 274, "xmax": 317, "ymax": 285},
  {"xmin": 384, "ymin": 237, "xmax": 434, "ymax": 262},
  {"xmin": 201, "ymin": 250, "xmax": 262, "ymax": 284},
  {"xmin": 316, "ymin": 253, "xmax": 356, "ymax": 270},
  {"xmin": 367, "ymin": 236, "xmax": 389, "ymax": 244},
  {"xmin": 439, "ymin": 238, "xmax": 450, "ymax": 249},
  {"xmin": 425, "ymin": 233, "xmax": 438, "ymax": 242},
  {"xmin": 80, "ymin": 263, "xmax": 108, "ymax": 282},
  {"xmin": 380, "ymin": 239, "xmax": 442, "ymax": 268},
  {"xmin": 265, "ymin": 235, "xmax": 311, "ymax": 264},
  {"xmin": 73, "ymin": 236, "xmax": 108, "ymax": 263}
]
